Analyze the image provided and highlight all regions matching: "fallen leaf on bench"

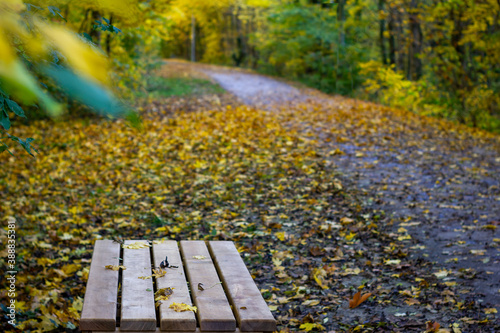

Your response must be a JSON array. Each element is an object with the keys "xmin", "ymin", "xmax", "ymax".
[
  {"xmin": 192, "ymin": 255, "xmax": 206, "ymax": 259},
  {"xmin": 155, "ymin": 287, "xmax": 175, "ymax": 308},
  {"xmin": 240, "ymin": 306, "xmax": 247, "ymax": 310},
  {"xmin": 123, "ymin": 241, "xmax": 150, "ymax": 249},
  {"xmin": 104, "ymin": 265, "xmax": 126, "ymax": 271},
  {"xmin": 169, "ymin": 302, "xmax": 197, "ymax": 313},
  {"xmin": 155, "ymin": 287, "xmax": 174, "ymax": 299},
  {"xmin": 349, "ymin": 291, "xmax": 372, "ymax": 309},
  {"xmin": 139, "ymin": 268, "xmax": 167, "ymax": 279}
]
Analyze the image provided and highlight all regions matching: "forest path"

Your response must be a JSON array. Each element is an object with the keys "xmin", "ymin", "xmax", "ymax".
[
  {"xmin": 198, "ymin": 61, "xmax": 500, "ymax": 307},
  {"xmin": 157, "ymin": 60, "xmax": 500, "ymax": 329}
]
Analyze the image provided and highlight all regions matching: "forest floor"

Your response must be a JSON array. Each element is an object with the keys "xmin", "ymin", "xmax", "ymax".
[
  {"xmin": 157, "ymin": 60, "xmax": 500, "ymax": 331},
  {"xmin": 0, "ymin": 59, "xmax": 499, "ymax": 332}
]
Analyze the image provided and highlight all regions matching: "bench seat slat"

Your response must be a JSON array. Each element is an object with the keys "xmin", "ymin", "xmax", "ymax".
[
  {"xmin": 121, "ymin": 240, "xmax": 156, "ymax": 331},
  {"xmin": 152, "ymin": 241, "xmax": 197, "ymax": 331},
  {"xmin": 80, "ymin": 240, "xmax": 121, "ymax": 331},
  {"xmin": 180, "ymin": 241, "xmax": 236, "ymax": 332},
  {"xmin": 209, "ymin": 241, "xmax": 277, "ymax": 332},
  {"xmin": 83, "ymin": 328, "xmax": 260, "ymax": 333}
]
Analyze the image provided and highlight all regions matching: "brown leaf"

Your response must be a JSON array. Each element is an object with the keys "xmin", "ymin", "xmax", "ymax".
[
  {"xmin": 426, "ymin": 321, "xmax": 440, "ymax": 332},
  {"xmin": 309, "ymin": 246, "xmax": 325, "ymax": 256},
  {"xmin": 349, "ymin": 291, "xmax": 372, "ymax": 309}
]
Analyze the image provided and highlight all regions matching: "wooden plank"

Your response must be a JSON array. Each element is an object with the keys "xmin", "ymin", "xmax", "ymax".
[
  {"xmin": 209, "ymin": 241, "xmax": 277, "ymax": 332},
  {"xmin": 180, "ymin": 241, "xmax": 236, "ymax": 332},
  {"xmin": 152, "ymin": 241, "xmax": 197, "ymax": 331},
  {"xmin": 87, "ymin": 328, "xmax": 260, "ymax": 333},
  {"xmin": 121, "ymin": 240, "xmax": 156, "ymax": 331},
  {"xmin": 80, "ymin": 240, "xmax": 121, "ymax": 331}
]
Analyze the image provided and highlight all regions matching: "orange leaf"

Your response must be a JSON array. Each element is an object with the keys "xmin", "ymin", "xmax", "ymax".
[
  {"xmin": 349, "ymin": 291, "xmax": 372, "ymax": 309},
  {"xmin": 425, "ymin": 321, "xmax": 440, "ymax": 332}
]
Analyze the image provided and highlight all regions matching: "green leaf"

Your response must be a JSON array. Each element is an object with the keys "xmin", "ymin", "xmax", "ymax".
[
  {"xmin": 0, "ymin": 141, "xmax": 13, "ymax": 155},
  {"xmin": 48, "ymin": 6, "xmax": 66, "ymax": 21},
  {"xmin": 5, "ymin": 99, "xmax": 26, "ymax": 118},
  {"xmin": 43, "ymin": 66, "xmax": 125, "ymax": 118},
  {"xmin": 7, "ymin": 134, "xmax": 38, "ymax": 157},
  {"xmin": 0, "ymin": 109, "xmax": 11, "ymax": 130}
]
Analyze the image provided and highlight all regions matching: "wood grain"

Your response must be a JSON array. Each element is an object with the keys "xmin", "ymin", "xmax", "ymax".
[
  {"xmin": 180, "ymin": 241, "xmax": 236, "ymax": 332},
  {"xmin": 209, "ymin": 241, "xmax": 277, "ymax": 332},
  {"xmin": 86, "ymin": 328, "xmax": 260, "ymax": 333},
  {"xmin": 80, "ymin": 240, "xmax": 121, "ymax": 331},
  {"xmin": 121, "ymin": 240, "xmax": 156, "ymax": 331},
  {"xmin": 152, "ymin": 241, "xmax": 197, "ymax": 331}
]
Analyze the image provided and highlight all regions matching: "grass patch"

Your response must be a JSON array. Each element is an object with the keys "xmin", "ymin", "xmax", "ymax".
[{"xmin": 138, "ymin": 76, "xmax": 225, "ymax": 99}]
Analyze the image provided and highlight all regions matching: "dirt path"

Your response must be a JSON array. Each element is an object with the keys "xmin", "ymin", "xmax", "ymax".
[
  {"xmin": 153, "ymin": 60, "xmax": 500, "ymax": 331},
  {"xmin": 203, "ymin": 65, "xmax": 500, "ymax": 306},
  {"xmin": 201, "ymin": 69, "xmax": 309, "ymax": 107}
]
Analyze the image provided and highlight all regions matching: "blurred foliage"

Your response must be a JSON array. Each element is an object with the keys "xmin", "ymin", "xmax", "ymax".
[
  {"xmin": 163, "ymin": 0, "xmax": 500, "ymax": 132},
  {"xmin": 0, "ymin": 0, "xmax": 172, "ymax": 155}
]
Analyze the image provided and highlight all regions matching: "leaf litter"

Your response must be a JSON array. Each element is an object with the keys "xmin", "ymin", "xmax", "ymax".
[{"xmin": 0, "ymin": 62, "xmax": 498, "ymax": 332}]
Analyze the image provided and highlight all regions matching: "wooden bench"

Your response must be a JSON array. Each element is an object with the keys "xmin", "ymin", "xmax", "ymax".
[{"xmin": 80, "ymin": 240, "xmax": 277, "ymax": 333}]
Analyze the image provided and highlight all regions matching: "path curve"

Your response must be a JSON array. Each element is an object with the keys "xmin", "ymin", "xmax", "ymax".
[{"xmin": 202, "ymin": 66, "xmax": 500, "ymax": 308}]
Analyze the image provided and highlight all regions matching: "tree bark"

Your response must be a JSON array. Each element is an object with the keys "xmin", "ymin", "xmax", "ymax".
[
  {"xmin": 106, "ymin": 15, "xmax": 114, "ymax": 56},
  {"xmin": 407, "ymin": 0, "xmax": 423, "ymax": 80},
  {"xmin": 89, "ymin": 11, "xmax": 101, "ymax": 44},
  {"xmin": 379, "ymin": 0, "xmax": 387, "ymax": 65},
  {"xmin": 191, "ymin": 15, "xmax": 196, "ymax": 62},
  {"xmin": 387, "ymin": 4, "xmax": 396, "ymax": 65}
]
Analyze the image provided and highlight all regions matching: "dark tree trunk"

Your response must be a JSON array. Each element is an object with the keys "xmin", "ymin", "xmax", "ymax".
[
  {"xmin": 387, "ymin": 5, "xmax": 396, "ymax": 65},
  {"xmin": 89, "ymin": 11, "xmax": 101, "ymax": 44},
  {"xmin": 407, "ymin": 0, "xmax": 423, "ymax": 80},
  {"xmin": 379, "ymin": 0, "xmax": 387, "ymax": 65},
  {"xmin": 106, "ymin": 15, "xmax": 114, "ymax": 56}
]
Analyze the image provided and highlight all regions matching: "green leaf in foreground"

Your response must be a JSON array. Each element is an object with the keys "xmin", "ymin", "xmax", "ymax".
[
  {"xmin": 5, "ymin": 98, "xmax": 26, "ymax": 118},
  {"xmin": 43, "ymin": 66, "xmax": 126, "ymax": 118},
  {"xmin": 7, "ymin": 134, "xmax": 38, "ymax": 157}
]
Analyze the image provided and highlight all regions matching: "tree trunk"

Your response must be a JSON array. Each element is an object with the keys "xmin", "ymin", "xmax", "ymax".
[
  {"xmin": 407, "ymin": 0, "xmax": 423, "ymax": 80},
  {"xmin": 379, "ymin": 0, "xmax": 387, "ymax": 65},
  {"xmin": 106, "ymin": 15, "xmax": 114, "ymax": 56},
  {"xmin": 387, "ymin": 4, "xmax": 396, "ymax": 65},
  {"xmin": 191, "ymin": 15, "xmax": 196, "ymax": 62},
  {"xmin": 89, "ymin": 11, "xmax": 101, "ymax": 44}
]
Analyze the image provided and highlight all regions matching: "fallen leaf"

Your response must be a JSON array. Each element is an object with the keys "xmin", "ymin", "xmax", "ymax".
[
  {"xmin": 299, "ymin": 322, "xmax": 326, "ymax": 331},
  {"xmin": 426, "ymin": 321, "xmax": 440, "ymax": 332},
  {"xmin": 104, "ymin": 265, "xmax": 126, "ymax": 271},
  {"xmin": 349, "ymin": 290, "xmax": 372, "ymax": 309},
  {"xmin": 123, "ymin": 241, "xmax": 150, "ymax": 249},
  {"xmin": 192, "ymin": 255, "xmax": 206, "ymax": 260},
  {"xmin": 169, "ymin": 302, "xmax": 197, "ymax": 312},
  {"xmin": 484, "ymin": 308, "xmax": 497, "ymax": 314}
]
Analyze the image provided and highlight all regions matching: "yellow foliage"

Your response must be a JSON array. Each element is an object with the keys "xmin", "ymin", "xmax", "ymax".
[
  {"xmin": 169, "ymin": 302, "xmax": 197, "ymax": 312},
  {"xmin": 39, "ymin": 23, "xmax": 109, "ymax": 85}
]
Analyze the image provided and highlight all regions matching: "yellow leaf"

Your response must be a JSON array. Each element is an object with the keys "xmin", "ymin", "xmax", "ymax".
[
  {"xmin": 345, "ymin": 232, "xmax": 356, "ymax": 241},
  {"xmin": 192, "ymin": 255, "xmax": 206, "ymax": 260},
  {"xmin": 434, "ymin": 270, "xmax": 449, "ymax": 278},
  {"xmin": 312, "ymin": 267, "xmax": 329, "ymax": 290},
  {"xmin": 169, "ymin": 302, "xmax": 197, "ymax": 312},
  {"xmin": 484, "ymin": 308, "xmax": 497, "ymax": 314},
  {"xmin": 38, "ymin": 23, "xmax": 109, "ymax": 84},
  {"xmin": 105, "ymin": 265, "xmax": 126, "ymax": 271},
  {"xmin": 299, "ymin": 322, "xmax": 325, "ymax": 331},
  {"xmin": 123, "ymin": 241, "xmax": 150, "ymax": 249},
  {"xmin": 139, "ymin": 268, "xmax": 166, "ymax": 280},
  {"xmin": 275, "ymin": 231, "xmax": 285, "ymax": 241}
]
